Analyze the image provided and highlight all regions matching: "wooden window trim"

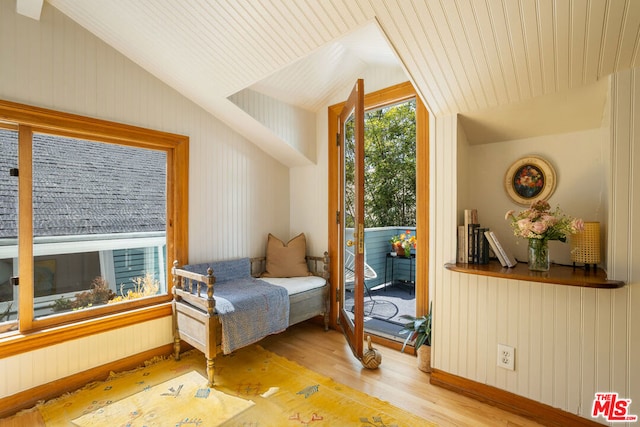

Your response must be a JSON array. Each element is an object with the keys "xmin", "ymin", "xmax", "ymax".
[{"xmin": 0, "ymin": 99, "xmax": 188, "ymax": 355}]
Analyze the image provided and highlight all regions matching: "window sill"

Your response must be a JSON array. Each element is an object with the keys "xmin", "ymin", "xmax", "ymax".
[
  {"xmin": 444, "ymin": 260, "xmax": 624, "ymax": 288},
  {"xmin": 0, "ymin": 303, "xmax": 172, "ymax": 358}
]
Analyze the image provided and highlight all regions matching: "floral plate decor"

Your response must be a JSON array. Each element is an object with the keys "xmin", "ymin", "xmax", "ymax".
[
  {"xmin": 505, "ymin": 200, "xmax": 584, "ymax": 271},
  {"xmin": 389, "ymin": 230, "xmax": 416, "ymax": 257}
]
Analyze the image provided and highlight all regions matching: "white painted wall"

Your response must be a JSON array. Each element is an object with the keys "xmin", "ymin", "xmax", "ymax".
[
  {"xmin": 463, "ymin": 126, "xmax": 610, "ymax": 267},
  {"xmin": 0, "ymin": 318, "xmax": 172, "ymax": 396},
  {"xmin": 0, "ymin": 2, "xmax": 289, "ymax": 396},
  {"xmin": 228, "ymin": 89, "xmax": 317, "ymax": 163},
  {"xmin": 432, "ymin": 73, "xmax": 638, "ymax": 425}
]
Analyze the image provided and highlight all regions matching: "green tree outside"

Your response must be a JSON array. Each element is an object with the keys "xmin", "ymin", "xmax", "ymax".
[
  {"xmin": 364, "ymin": 100, "xmax": 416, "ymax": 228},
  {"xmin": 343, "ymin": 99, "xmax": 416, "ymax": 229}
]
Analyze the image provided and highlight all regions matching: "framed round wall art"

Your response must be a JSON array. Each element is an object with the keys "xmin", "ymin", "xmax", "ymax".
[{"xmin": 504, "ymin": 156, "xmax": 556, "ymax": 205}]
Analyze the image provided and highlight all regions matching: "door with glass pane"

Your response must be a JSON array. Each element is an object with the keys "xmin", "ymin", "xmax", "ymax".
[{"xmin": 338, "ymin": 79, "xmax": 366, "ymax": 361}]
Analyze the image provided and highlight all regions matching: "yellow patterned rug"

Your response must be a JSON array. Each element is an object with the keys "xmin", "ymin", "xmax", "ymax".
[
  {"xmin": 71, "ymin": 371, "xmax": 252, "ymax": 426},
  {"xmin": 38, "ymin": 345, "xmax": 436, "ymax": 426}
]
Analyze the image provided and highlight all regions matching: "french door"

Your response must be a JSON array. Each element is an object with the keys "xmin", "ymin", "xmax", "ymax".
[{"xmin": 337, "ymin": 79, "xmax": 367, "ymax": 361}]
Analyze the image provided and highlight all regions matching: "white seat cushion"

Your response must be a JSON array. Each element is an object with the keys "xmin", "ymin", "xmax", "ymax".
[{"xmin": 259, "ymin": 276, "xmax": 326, "ymax": 295}]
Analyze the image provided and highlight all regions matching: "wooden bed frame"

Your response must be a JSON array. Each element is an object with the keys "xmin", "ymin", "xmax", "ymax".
[{"xmin": 171, "ymin": 252, "xmax": 330, "ymax": 386}]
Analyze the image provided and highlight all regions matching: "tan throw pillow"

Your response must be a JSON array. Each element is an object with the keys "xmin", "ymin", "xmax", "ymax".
[{"xmin": 261, "ymin": 233, "xmax": 310, "ymax": 278}]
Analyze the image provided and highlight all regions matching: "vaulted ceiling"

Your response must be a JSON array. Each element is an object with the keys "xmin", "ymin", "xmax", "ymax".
[{"xmin": 33, "ymin": 0, "xmax": 640, "ymax": 166}]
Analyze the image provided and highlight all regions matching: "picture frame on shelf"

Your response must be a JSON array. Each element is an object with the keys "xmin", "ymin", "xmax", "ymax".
[{"xmin": 504, "ymin": 156, "xmax": 556, "ymax": 205}]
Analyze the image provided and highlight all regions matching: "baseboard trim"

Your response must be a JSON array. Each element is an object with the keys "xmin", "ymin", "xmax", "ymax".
[
  {"xmin": 0, "ymin": 343, "xmax": 175, "ymax": 419},
  {"xmin": 430, "ymin": 369, "xmax": 602, "ymax": 427}
]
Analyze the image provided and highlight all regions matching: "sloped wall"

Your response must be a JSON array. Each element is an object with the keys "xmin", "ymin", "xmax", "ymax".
[{"xmin": 0, "ymin": 2, "xmax": 289, "ymax": 397}]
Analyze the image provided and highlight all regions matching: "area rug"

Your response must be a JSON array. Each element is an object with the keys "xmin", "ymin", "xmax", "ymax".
[
  {"xmin": 71, "ymin": 371, "xmax": 253, "ymax": 426},
  {"xmin": 38, "ymin": 345, "xmax": 436, "ymax": 426}
]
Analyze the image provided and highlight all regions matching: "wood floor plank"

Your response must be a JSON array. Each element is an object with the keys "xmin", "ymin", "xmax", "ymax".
[
  {"xmin": 260, "ymin": 321, "xmax": 543, "ymax": 427},
  {"xmin": 1, "ymin": 321, "xmax": 544, "ymax": 426}
]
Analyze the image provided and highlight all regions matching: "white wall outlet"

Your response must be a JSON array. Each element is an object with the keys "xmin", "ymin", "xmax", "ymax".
[{"xmin": 497, "ymin": 344, "xmax": 515, "ymax": 370}]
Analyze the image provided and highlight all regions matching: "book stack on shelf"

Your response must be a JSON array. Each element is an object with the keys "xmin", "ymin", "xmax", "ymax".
[
  {"xmin": 458, "ymin": 209, "xmax": 517, "ymax": 268},
  {"xmin": 484, "ymin": 229, "xmax": 517, "ymax": 268}
]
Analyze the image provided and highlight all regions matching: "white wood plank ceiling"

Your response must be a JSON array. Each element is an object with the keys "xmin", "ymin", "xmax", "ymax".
[{"xmin": 41, "ymin": 0, "xmax": 640, "ymax": 165}]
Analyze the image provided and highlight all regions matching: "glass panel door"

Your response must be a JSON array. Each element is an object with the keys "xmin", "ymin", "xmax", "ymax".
[{"xmin": 338, "ymin": 79, "xmax": 366, "ymax": 361}]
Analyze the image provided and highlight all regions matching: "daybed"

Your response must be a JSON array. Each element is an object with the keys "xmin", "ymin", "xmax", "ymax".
[{"xmin": 171, "ymin": 235, "xmax": 329, "ymax": 386}]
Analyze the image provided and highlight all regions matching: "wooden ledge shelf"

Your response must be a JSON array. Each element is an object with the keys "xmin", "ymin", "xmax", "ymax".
[{"xmin": 444, "ymin": 260, "xmax": 625, "ymax": 289}]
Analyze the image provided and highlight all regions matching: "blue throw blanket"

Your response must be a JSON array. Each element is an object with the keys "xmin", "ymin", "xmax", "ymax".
[{"xmin": 183, "ymin": 258, "xmax": 289, "ymax": 354}]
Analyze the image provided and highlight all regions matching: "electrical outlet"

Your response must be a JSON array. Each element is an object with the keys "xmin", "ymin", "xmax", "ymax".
[{"xmin": 497, "ymin": 344, "xmax": 515, "ymax": 370}]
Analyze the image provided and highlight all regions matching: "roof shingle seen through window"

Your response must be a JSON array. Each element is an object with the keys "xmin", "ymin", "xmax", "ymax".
[{"xmin": 0, "ymin": 130, "xmax": 166, "ymax": 238}]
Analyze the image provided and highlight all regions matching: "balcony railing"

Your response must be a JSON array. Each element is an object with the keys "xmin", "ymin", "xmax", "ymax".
[{"xmin": 346, "ymin": 226, "xmax": 417, "ymax": 290}]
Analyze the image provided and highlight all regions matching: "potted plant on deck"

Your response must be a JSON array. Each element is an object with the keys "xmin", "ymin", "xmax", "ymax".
[
  {"xmin": 389, "ymin": 230, "xmax": 417, "ymax": 257},
  {"xmin": 399, "ymin": 302, "xmax": 432, "ymax": 373}
]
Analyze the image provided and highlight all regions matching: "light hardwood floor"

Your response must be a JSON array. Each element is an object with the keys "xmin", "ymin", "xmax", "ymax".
[
  {"xmin": 260, "ymin": 321, "xmax": 543, "ymax": 427},
  {"xmin": 1, "ymin": 321, "xmax": 543, "ymax": 426}
]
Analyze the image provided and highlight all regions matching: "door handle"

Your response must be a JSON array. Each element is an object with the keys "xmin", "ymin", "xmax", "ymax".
[{"xmin": 346, "ymin": 239, "xmax": 355, "ymax": 247}]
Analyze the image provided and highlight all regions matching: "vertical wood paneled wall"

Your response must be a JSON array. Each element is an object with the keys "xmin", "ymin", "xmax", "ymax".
[
  {"xmin": 0, "ymin": 318, "xmax": 172, "ymax": 397},
  {"xmin": 228, "ymin": 89, "xmax": 316, "ymax": 162},
  {"xmin": 432, "ymin": 75, "xmax": 638, "ymax": 424},
  {"xmin": 0, "ymin": 3, "xmax": 290, "ymax": 397},
  {"xmin": 609, "ymin": 69, "xmax": 640, "ymax": 425}
]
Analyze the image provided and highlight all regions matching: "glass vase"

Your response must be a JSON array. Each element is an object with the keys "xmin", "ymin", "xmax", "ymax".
[
  {"xmin": 528, "ymin": 238, "xmax": 549, "ymax": 271},
  {"xmin": 393, "ymin": 243, "xmax": 403, "ymax": 256}
]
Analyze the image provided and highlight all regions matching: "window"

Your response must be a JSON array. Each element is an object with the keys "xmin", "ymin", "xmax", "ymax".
[
  {"xmin": 0, "ymin": 99, "xmax": 188, "ymax": 342},
  {"xmin": 0, "ymin": 126, "xmax": 18, "ymax": 333}
]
